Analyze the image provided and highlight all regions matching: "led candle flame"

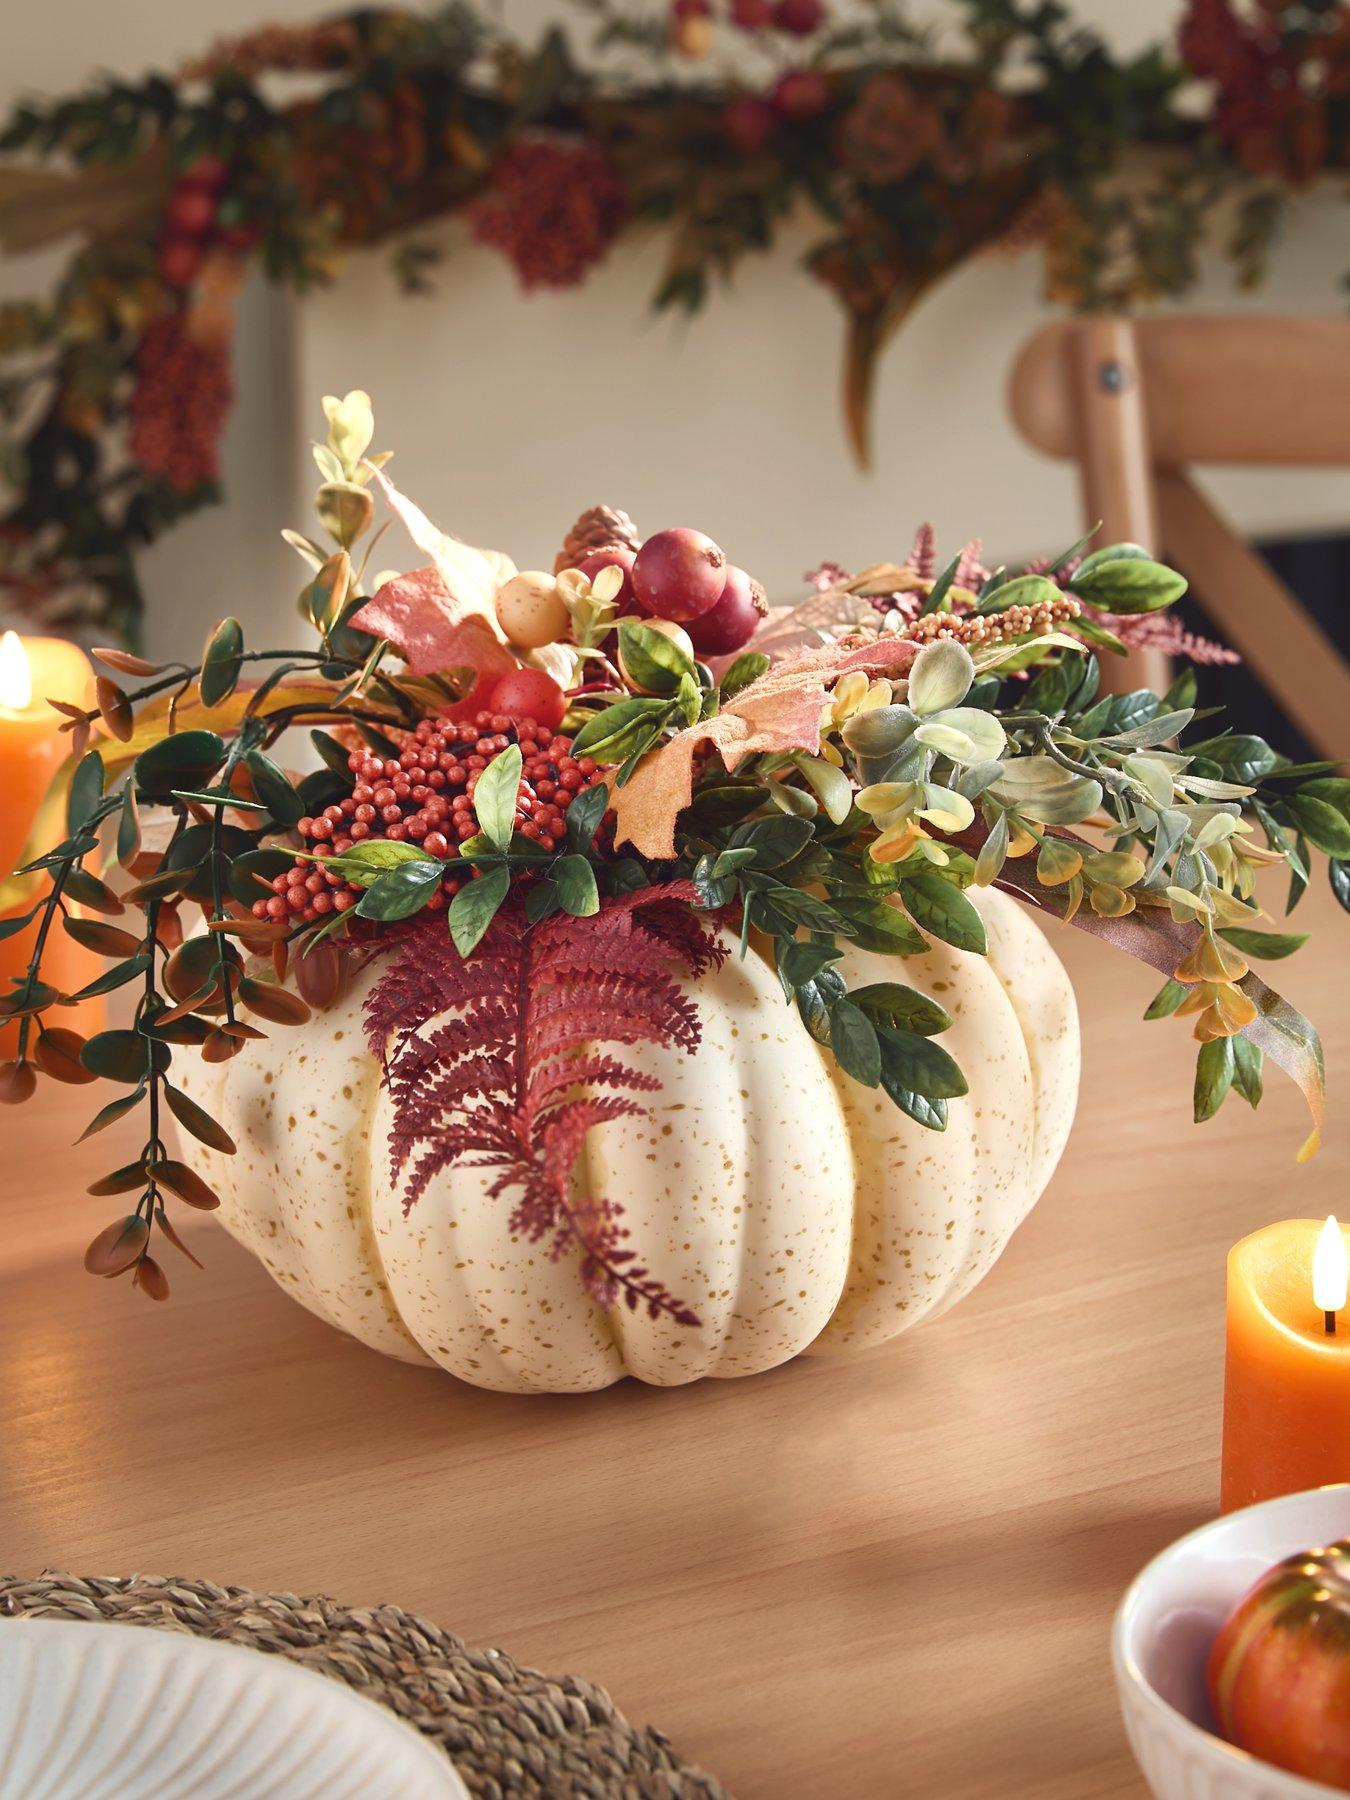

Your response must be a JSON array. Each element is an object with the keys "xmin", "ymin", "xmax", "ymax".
[
  {"xmin": 0, "ymin": 631, "xmax": 32, "ymax": 711},
  {"xmin": 1314, "ymin": 1214, "xmax": 1348, "ymax": 1334}
]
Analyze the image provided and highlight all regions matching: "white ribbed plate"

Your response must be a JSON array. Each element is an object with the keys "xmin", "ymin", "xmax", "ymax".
[{"xmin": 0, "ymin": 1619, "xmax": 466, "ymax": 1799}]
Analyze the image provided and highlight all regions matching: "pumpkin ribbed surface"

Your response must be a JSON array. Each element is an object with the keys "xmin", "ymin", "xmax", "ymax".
[{"xmin": 178, "ymin": 887, "xmax": 1077, "ymax": 1392}]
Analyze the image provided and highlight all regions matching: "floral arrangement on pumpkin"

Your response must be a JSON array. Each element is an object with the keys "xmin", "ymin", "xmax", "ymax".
[
  {"xmin": 0, "ymin": 390, "xmax": 1345, "ymax": 1320},
  {"xmin": 0, "ymin": 0, "xmax": 1347, "ymax": 640}
]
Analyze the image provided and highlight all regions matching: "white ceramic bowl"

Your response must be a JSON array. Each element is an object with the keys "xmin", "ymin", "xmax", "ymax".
[
  {"xmin": 1113, "ymin": 1485, "xmax": 1350, "ymax": 1800},
  {"xmin": 0, "ymin": 1618, "xmax": 466, "ymax": 1798}
]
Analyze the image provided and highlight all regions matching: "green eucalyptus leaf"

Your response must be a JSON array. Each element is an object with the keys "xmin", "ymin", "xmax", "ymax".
[
  {"xmin": 525, "ymin": 879, "xmax": 560, "ymax": 923},
  {"xmin": 1071, "ymin": 542, "xmax": 1151, "ymax": 577},
  {"xmin": 116, "ymin": 785, "xmax": 141, "ymax": 869},
  {"xmin": 728, "ymin": 814, "xmax": 814, "ymax": 870},
  {"xmin": 199, "ymin": 617, "xmax": 244, "ymax": 706},
  {"xmin": 448, "ymin": 865, "xmax": 511, "ymax": 956},
  {"xmin": 795, "ymin": 966, "xmax": 847, "ymax": 1044},
  {"xmin": 1189, "ymin": 734, "xmax": 1278, "ymax": 784},
  {"xmin": 80, "ymin": 1028, "xmax": 167, "ymax": 1084},
  {"xmin": 355, "ymin": 858, "xmax": 445, "ymax": 921},
  {"xmin": 310, "ymin": 728, "xmax": 354, "ymax": 777},
  {"xmin": 833, "ymin": 897, "xmax": 927, "ymax": 957},
  {"xmin": 66, "ymin": 750, "xmax": 105, "ymax": 834},
  {"xmin": 795, "ymin": 755, "xmax": 853, "ymax": 825},
  {"xmin": 973, "ymin": 811, "xmax": 1010, "ymax": 887},
  {"xmin": 1193, "ymin": 1037, "xmax": 1234, "ymax": 1123},
  {"xmin": 242, "ymin": 752, "xmax": 302, "ymax": 830},
  {"xmin": 976, "ymin": 574, "xmax": 1063, "ymax": 615},
  {"xmin": 828, "ymin": 999, "xmax": 882, "ymax": 1087},
  {"xmin": 617, "ymin": 619, "xmax": 696, "ymax": 695},
  {"xmin": 566, "ymin": 781, "xmax": 609, "ymax": 851},
  {"xmin": 912, "ymin": 708, "xmax": 1006, "ymax": 765},
  {"xmin": 134, "ymin": 730, "xmax": 226, "ymax": 796},
  {"xmin": 0, "ymin": 907, "xmax": 38, "ymax": 941},
  {"xmin": 851, "ymin": 983, "xmax": 951, "ymax": 1036},
  {"xmin": 65, "ymin": 954, "xmax": 152, "ymax": 1003},
  {"xmin": 1103, "ymin": 709, "xmax": 1193, "ymax": 750},
  {"xmin": 898, "ymin": 871, "xmax": 987, "ymax": 954},
  {"xmin": 908, "ymin": 640, "xmax": 974, "ymax": 715},
  {"xmin": 879, "ymin": 1080, "xmax": 949, "ymax": 1131},
  {"xmin": 569, "ymin": 697, "xmax": 671, "ymax": 763},
  {"xmin": 719, "ymin": 652, "xmax": 769, "ymax": 701},
  {"xmin": 553, "ymin": 854, "xmax": 599, "ymax": 917},
  {"xmin": 1289, "ymin": 794, "xmax": 1350, "ymax": 858},
  {"xmin": 76, "ymin": 1087, "xmax": 147, "ymax": 1141},
  {"xmin": 1232, "ymin": 1037, "xmax": 1264, "ymax": 1108},
  {"xmin": 473, "ymin": 744, "xmax": 523, "ymax": 852},
  {"xmin": 776, "ymin": 940, "xmax": 842, "ymax": 1000},
  {"xmin": 1331, "ymin": 858, "xmax": 1350, "ymax": 913},
  {"xmin": 1143, "ymin": 977, "xmax": 1188, "ymax": 1021},
  {"xmin": 1163, "ymin": 667, "xmax": 1198, "ymax": 711},
  {"xmin": 165, "ymin": 1082, "xmax": 237, "ymax": 1154},
  {"xmin": 1072, "ymin": 556, "xmax": 1187, "ymax": 614},
  {"xmin": 877, "ymin": 1026, "xmax": 968, "ymax": 1099},
  {"xmin": 919, "ymin": 551, "xmax": 962, "ymax": 617},
  {"xmin": 1218, "ymin": 927, "xmax": 1309, "ymax": 961}
]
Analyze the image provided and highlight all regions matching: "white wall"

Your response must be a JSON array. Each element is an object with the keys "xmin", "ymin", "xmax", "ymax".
[{"xmin": 2, "ymin": 1, "xmax": 1346, "ymax": 660}]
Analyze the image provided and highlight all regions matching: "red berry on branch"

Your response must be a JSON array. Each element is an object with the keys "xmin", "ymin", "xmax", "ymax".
[
  {"xmin": 722, "ymin": 96, "xmax": 777, "ymax": 154},
  {"xmin": 687, "ymin": 565, "xmax": 769, "ymax": 655},
  {"xmin": 158, "ymin": 238, "xmax": 204, "ymax": 288},
  {"xmin": 774, "ymin": 0, "xmax": 826, "ymax": 33},
  {"xmin": 672, "ymin": 0, "xmax": 711, "ymax": 16},
  {"xmin": 632, "ymin": 528, "xmax": 727, "ymax": 622},
  {"xmin": 164, "ymin": 185, "xmax": 218, "ymax": 239},
  {"xmin": 180, "ymin": 153, "xmax": 231, "ymax": 194},
  {"xmin": 731, "ymin": 0, "xmax": 774, "ymax": 27},
  {"xmin": 771, "ymin": 68, "xmax": 831, "ymax": 121},
  {"xmin": 487, "ymin": 667, "xmax": 567, "ymax": 731},
  {"xmin": 216, "ymin": 221, "xmax": 260, "ymax": 253}
]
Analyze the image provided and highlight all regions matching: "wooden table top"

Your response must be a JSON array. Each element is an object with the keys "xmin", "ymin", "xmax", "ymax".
[{"xmin": 2, "ymin": 881, "xmax": 1346, "ymax": 1799}]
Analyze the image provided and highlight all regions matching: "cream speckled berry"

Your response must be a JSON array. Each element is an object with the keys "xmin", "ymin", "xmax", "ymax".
[{"xmin": 176, "ymin": 887, "xmax": 1078, "ymax": 1392}]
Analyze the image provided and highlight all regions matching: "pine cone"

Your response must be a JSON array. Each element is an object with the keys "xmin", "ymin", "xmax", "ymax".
[{"xmin": 555, "ymin": 505, "xmax": 641, "ymax": 573}]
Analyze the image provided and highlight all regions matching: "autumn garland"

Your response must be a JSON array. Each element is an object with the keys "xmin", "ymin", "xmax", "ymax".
[
  {"xmin": 0, "ymin": 0, "xmax": 1347, "ymax": 642},
  {"xmin": 0, "ymin": 389, "xmax": 1345, "ymax": 1318}
]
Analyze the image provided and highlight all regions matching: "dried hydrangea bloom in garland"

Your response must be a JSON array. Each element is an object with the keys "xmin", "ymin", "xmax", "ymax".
[
  {"xmin": 2, "ymin": 1, "xmax": 1348, "ymax": 638},
  {"xmin": 0, "ymin": 390, "xmax": 1345, "ymax": 1322}
]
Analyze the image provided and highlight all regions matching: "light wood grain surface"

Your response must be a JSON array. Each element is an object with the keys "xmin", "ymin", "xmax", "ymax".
[{"xmin": 2, "ymin": 883, "xmax": 1346, "ymax": 1798}]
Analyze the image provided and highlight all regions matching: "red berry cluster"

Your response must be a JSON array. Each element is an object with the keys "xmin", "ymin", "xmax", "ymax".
[
  {"xmin": 158, "ymin": 155, "xmax": 258, "ymax": 290},
  {"xmin": 252, "ymin": 712, "xmax": 599, "ymax": 927},
  {"xmin": 673, "ymin": 0, "xmax": 824, "ymax": 32},
  {"xmin": 128, "ymin": 314, "xmax": 234, "ymax": 494}
]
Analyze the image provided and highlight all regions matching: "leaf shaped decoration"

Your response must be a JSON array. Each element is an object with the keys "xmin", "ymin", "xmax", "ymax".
[
  {"xmin": 364, "ymin": 887, "xmax": 724, "ymax": 1324},
  {"xmin": 609, "ymin": 635, "xmax": 919, "ymax": 859}
]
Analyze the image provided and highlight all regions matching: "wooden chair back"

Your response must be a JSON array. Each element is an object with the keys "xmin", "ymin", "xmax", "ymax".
[{"xmin": 1008, "ymin": 315, "xmax": 1350, "ymax": 753}]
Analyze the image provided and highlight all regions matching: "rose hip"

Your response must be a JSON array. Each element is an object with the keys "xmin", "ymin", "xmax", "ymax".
[
  {"xmin": 687, "ymin": 565, "xmax": 769, "ymax": 655},
  {"xmin": 632, "ymin": 528, "xmax": 727, "ymax": 622}
]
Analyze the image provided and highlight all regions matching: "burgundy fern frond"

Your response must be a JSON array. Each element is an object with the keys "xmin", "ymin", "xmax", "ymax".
[{"xmin": 362, "ymin": 882, "xmax": 724, "ymax": 1326}]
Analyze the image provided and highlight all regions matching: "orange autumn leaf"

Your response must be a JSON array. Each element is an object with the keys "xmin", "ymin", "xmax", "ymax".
[
  {"xmin": 609, "ymin": 636, "xmax": 918, "ymax": 859},
  {"xmin": 351, "ymin": 568, "xmax": 520, "ymax": 682}
]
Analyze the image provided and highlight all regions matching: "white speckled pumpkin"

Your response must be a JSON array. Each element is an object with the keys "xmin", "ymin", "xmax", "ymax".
[{"xmin": 176, "ymin": 887, "xmax": 1077, "ymax": 1392}]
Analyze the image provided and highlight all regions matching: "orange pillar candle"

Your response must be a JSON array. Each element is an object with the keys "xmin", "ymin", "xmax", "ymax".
[
  {"xmin": 1220, "ymin": 1217, "xmax": 1350, "ymax": 1513},
  {"xmin": 0, "ymin": 631, "xmax": 103, "ymax": 1057}
]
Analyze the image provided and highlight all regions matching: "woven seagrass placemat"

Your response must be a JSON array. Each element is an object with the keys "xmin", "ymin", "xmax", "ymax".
[{"xmin": 0, "ymin": 1573, "xmax": 730, "ymax": 1800}]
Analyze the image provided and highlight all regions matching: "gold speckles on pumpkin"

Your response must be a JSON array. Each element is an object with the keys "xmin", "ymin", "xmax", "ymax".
[{"xmin": 172, "ymin": 888, "xmax": 1077, "ymax": 1394}]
